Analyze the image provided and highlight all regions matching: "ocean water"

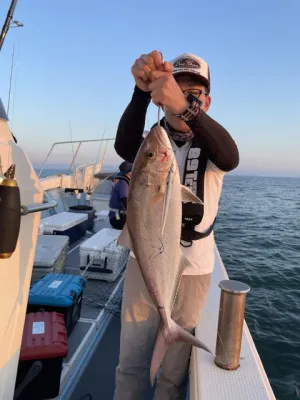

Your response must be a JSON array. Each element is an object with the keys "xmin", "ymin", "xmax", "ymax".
[
  {"xmin": 214, "ymin": 175, "xmax": 300, "ymax": 400},
  {"xmin": 35, "ymin": 167, "xmax": 68, "ymax": 178}
]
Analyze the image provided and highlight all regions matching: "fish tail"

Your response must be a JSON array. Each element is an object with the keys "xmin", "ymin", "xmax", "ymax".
[
  {"xmin": 173, "ymin": 322, "xmax": 213, "ymax": 353},
  {"xmin": 150, "ymin": 320, "xmax": 213, "ymax": 385},
  {"xmin": 150, "ymin": 326, "xmax": 169, "ymax": 386}
]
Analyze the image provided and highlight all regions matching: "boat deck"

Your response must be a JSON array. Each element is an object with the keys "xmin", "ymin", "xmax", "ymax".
[
  {"xmin": 50, "ymin": 217, "xmax": 158, "ymax": 400},
  {"xmin": 51, "ymin": 217, "xmax": 123, "ymax": 397}
]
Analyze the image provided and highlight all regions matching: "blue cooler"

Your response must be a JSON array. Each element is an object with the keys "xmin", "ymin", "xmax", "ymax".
[{"xmin": 27, "ymin": 274, "xmax": 86, "ymax": 335}]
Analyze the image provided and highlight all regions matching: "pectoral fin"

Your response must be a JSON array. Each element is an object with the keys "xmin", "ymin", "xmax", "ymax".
[
  {"xmin": 150, "ymin": 319, "xmax": 213, "ymax": 386},
  {"xmin": 181, "ymin": 185, "xmax": 204, "ymax": 205}
]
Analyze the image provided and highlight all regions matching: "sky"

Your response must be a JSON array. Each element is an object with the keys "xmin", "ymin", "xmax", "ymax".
[{"xmin": 0, "ymin": 0, "xmax": 299, "ymax": 177}]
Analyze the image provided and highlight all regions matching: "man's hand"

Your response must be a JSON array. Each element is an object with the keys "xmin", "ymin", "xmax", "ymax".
[
  {"xmin": 131, "ymin": 50, "xmax": 170, "ymax": 92},
  {"xmin": 149, "ymin": 71, "xmax": 187, "ymax": 114}
]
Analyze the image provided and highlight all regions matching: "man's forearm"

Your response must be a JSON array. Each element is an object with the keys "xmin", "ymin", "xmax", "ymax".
[
  {"xmin": 114, "ymin": 86, "xmax": 151, "ymax": 163},
  {"xmin": 121, "ymin": 197, "xmax": 128, "ymax": 210},
  {"xmin": 187, "ymin": 110, "xmax": 239, "ymax": 171}
]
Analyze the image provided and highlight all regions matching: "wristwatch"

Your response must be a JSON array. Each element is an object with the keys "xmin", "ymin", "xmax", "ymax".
[{"xmin": 175, "ymin": 93, "xmax": 202, "ymax": 122}]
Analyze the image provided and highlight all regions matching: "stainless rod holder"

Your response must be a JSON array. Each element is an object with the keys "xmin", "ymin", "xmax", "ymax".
[{"xmin": 215, "ymin": 279, "xmax": 250, "ymax": 370}]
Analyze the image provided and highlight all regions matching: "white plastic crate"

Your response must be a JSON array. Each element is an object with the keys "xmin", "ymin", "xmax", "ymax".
[
  {"xmin": 41, "ymin": 212, "xmax": 88, "ymax": 234},
  {"xmin": 32, "ymin": 235, "xmax": 69, "ymax": 282},
  {"xmin": 80, "ymin": 228, "xmax": 129, "ymax": 282}
]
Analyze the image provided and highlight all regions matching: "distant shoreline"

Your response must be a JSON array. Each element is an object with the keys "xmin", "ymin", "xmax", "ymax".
[{"xmin": 33, "ymin": 165, "xmax": 299, "ymax": 179}]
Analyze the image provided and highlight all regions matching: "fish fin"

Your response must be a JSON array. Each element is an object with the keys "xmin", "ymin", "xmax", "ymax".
[
  {"xmin": 150, "ymin": 319, "xmax": 213, "ymax": 385},
  {"xmin": 181, "ymin": 185, "xmax": 204, "ymax": 205},
  {"xmin": 173, "ymin": 322, "xmax": 213, "ymax": 354},
  {"xmin": 117, "ymin": 223, "xmax": 133, "ymax": 250},
  {"xmin": 150, "ymin": 326, "xmax": 169, "ymax": 386}
]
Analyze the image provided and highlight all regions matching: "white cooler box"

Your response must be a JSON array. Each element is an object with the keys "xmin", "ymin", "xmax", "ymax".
[
  {"xmin": 41, "ymin": 212, "xmax": 88, "ymax": 244},
  {"xmin": 32, "ymin": 235, "xmax": 70, "ymax": 283},
  {"xmin": 79, "ymin": 228, "xmax": 130, "ymax": 282}
]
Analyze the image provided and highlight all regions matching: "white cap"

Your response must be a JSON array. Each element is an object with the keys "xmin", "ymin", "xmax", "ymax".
[{"xmin": 170, "ymin": 53, "xmax": 211, "ymax": 92}]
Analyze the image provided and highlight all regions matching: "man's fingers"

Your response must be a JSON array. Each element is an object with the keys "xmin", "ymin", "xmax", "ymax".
[
  {"xmin": 163, "ymin": 61, "xmax": 173, "ymax": 73},
  {"xmin": 151, "ymin": 70, "xmax": 172, "ymax": 80},
  {"xmin": 149, "ymin": 50, "xmax": 164, "ymax": 70},
  {"xmin": 136, "ymin": 58, "xmax": 152, "ymax": 79},
  {"xmin": 131, "ymin": 51, "xmax": 171, "ymax": 92},
  {"xmin": 141, "ymin": 54, "xmax": 157, "ymax": 72},
  {"xmin": 132, "ymin": 62, "xmax": 150, "ymax": 82}
]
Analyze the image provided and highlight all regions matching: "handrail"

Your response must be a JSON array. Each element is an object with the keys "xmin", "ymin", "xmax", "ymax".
[
  {"xmin": 21, "ymin": 192, "xmax": 57, "ymax": 216},
  {"xmin": 21, "ymin": 199, "xmax": 57, "ymax": 216},
  {"xmin": 37, "ymin": 138, "xmax": 115, "ymax": 179}
]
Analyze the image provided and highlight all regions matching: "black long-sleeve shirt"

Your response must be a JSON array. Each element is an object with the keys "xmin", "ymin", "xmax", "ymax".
[{"xmin": 114, "ymin": 86, "xmax": 239, "ymax": 172}]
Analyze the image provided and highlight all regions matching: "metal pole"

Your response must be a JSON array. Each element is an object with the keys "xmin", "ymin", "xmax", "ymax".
[
  {"xmin": 67, "ymin": 142, "xmax": 81, "ymax": 175},
  {"xmin": 215, "ymin": 279, "xmax": 250, "ymax": 370},
  {"xmin": 37, "ymin": 144, "xmax": 55, "ymax": 178},
  {"xmin": 0, "ymin": 0, "xmax": 19, "ymax": 52},
  {"xmin": 100, "ymin": 139, "xmax": 109, "ymax": 171}
]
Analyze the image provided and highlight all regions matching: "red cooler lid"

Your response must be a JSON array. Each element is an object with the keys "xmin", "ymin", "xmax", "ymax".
[{"xmin": 20, "ymin": 312, "xmax": 68, "ymax": 360}]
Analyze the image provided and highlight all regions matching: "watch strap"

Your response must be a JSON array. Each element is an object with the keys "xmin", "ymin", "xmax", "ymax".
[{"xmin": 175, "ymin": 93, "xmax": 202, "ymax": 122}]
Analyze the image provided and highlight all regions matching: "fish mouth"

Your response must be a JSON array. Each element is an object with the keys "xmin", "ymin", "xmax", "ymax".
[{"xmin": 154, "ymin": 129, "xmax": 173, "ymax": 154}]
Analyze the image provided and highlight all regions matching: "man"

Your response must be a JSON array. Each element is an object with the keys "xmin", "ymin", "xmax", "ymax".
[
  {"xmin": 108, "ymin": 161, "xmax": 132, "ymax": 230},
  {"xmin": 113, "ymin": 51, "xmax": 239, "ymax": 399}
]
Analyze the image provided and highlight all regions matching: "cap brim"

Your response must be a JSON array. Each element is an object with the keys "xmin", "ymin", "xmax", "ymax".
[{"xmin": 173, "ymin": 70, "xmax": 210, "ymax": 92}]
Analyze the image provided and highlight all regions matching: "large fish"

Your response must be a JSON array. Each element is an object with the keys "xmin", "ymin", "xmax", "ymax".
[{"xmin": 118, "ymin": 125, "xmax": 212, "ymax": 385}]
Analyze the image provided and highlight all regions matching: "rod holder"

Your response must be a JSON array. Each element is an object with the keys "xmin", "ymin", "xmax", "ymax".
[{"xmin": 215, "ymin": 279, "xmax": 250, "ymax": 370}]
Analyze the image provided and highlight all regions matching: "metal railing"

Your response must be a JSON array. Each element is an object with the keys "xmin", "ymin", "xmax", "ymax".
[
  {"xmin": 21, "ymin": 198, "xmax": 57, "ymax": 216},
  {"xmin": 37, "ymin": 138, "xmax": 115, "ymax": 179}
]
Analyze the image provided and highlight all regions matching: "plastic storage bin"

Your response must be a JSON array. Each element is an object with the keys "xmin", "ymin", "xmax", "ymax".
[
  {"xmin": 27, "ymin": 273, "xmax": 86, "ymax": 335},
  {"xmin": 68, "ymin": 205, "xmax": 96, "ymax": 230},
  {"xmin": 41, "ymin": 211, "xmax": 88, "ymax": 244},
  {"xmin": 31, "ymin": 235, "xmax": 69, "ymax": 283},
  {"xmin": 79, "ymin": 228, "xmax": 129, "ymax": 282},
  {"xmin": 14, "ymin": 311, "xmax": 68, "ymax": 400}
]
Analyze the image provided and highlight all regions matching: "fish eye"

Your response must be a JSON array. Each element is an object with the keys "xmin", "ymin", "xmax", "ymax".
[{"xmin": 147, "ymin": 151, "xmax": 155, "ymax": 159}]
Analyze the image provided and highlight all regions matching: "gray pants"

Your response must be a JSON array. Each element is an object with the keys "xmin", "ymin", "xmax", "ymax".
[{"xmin": 114, "ymin": 256, "xmax": 211, "ymax": 400}]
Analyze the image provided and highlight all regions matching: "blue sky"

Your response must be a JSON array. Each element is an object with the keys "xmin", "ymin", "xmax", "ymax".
[{"xmin": 0, "ymin": 0, "xmax": 299, "ymax": 176}]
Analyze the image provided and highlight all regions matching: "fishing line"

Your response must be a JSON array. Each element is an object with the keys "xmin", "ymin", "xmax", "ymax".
[{"xmin": 157, "ymin": 107, "xmax": 161, "ymax": 127}]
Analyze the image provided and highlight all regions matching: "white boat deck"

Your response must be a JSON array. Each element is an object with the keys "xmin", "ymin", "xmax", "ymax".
[{"xmin": 190, "ymin": 246, "xmax": 276, "ymax": 400}]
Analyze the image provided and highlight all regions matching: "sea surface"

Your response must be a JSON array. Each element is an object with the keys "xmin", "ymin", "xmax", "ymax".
[
  {"xmin": 214, "ymin": 175, "xmax": 300, "ymax": 400},
  {"xmin": 39, "ymin": 169, "xmax": 299, "ymax": 400}
]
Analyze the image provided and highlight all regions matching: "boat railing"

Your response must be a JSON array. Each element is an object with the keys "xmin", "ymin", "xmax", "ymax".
[
  {"xmin": 37, "ymin": 138, "xmax": 115, "ymax": 179},
  {"xmin": 21, "ymin": 192, "xmax": 57, "ymax": 215}
]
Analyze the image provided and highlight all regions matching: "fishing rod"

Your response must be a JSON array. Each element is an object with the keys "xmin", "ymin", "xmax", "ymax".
[
  {"xmin": 7, "ymin": 44, "xmax": 15, "ymax": 116},
  {"xmin": 0, "ymin": 0, "xmax": 23, "ymax": 52}
]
